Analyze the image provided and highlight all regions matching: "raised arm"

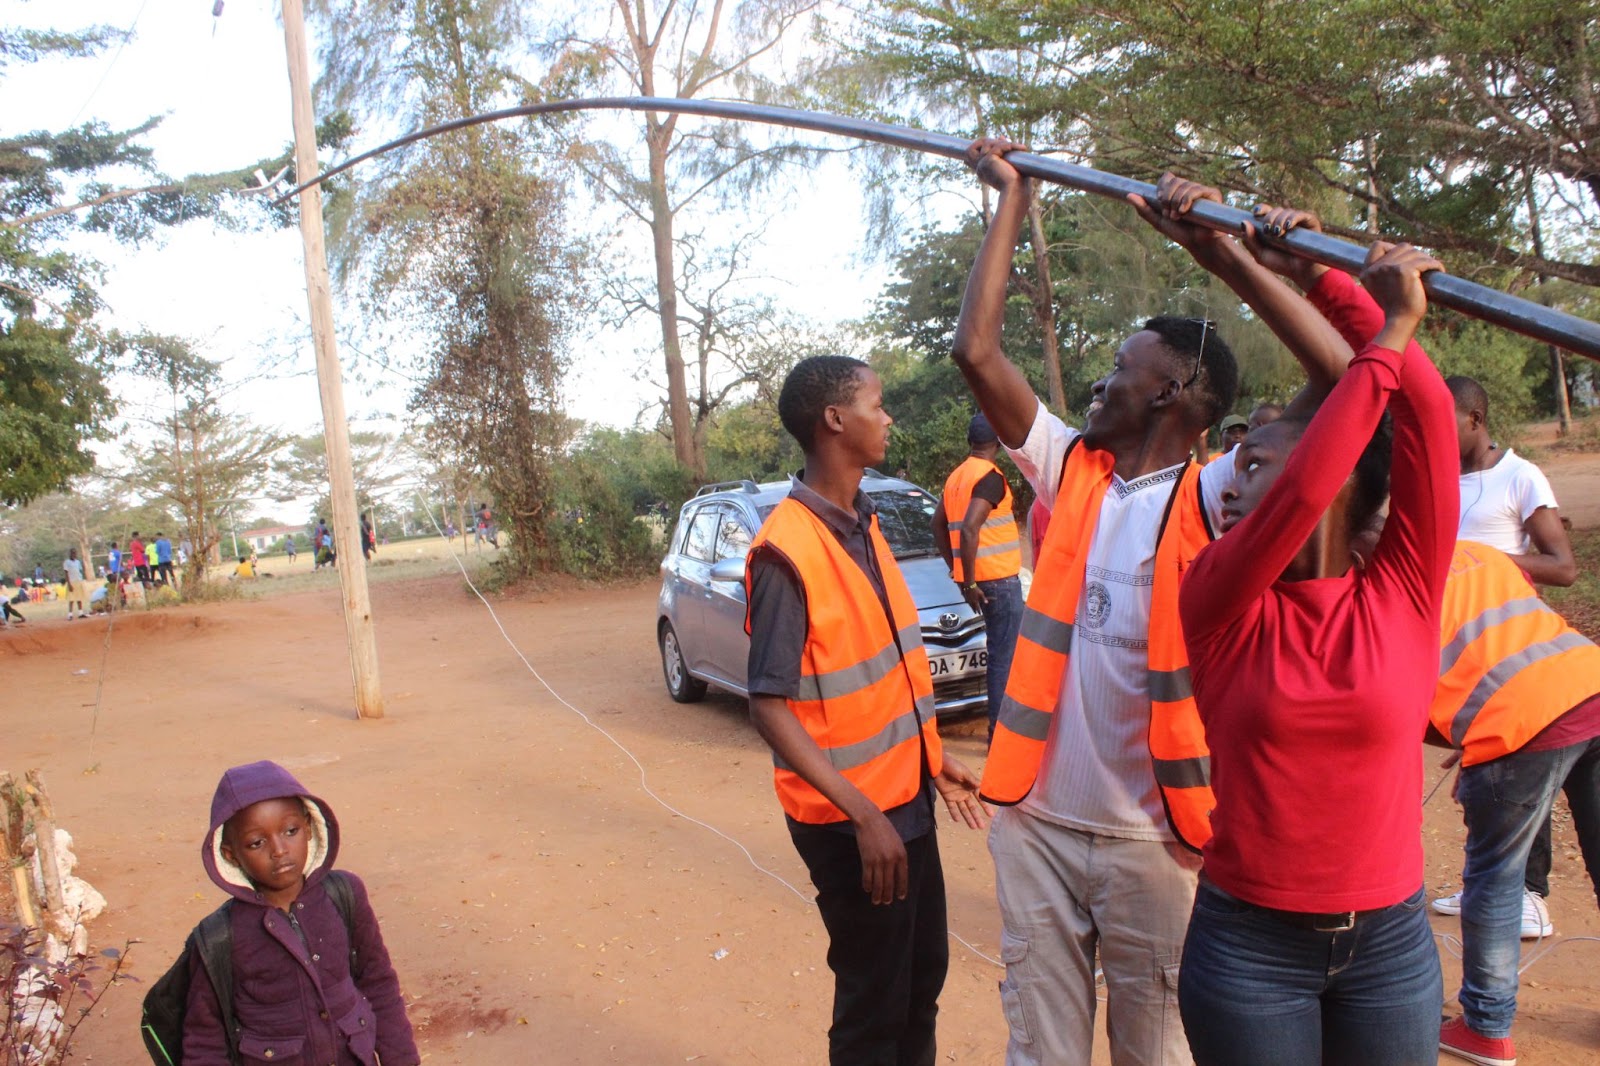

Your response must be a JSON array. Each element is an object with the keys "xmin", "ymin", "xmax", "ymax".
[
  {"xmin": 1181, "ymin": 342, "xmax": 1405, "ymax": 636},
  {"xmin": 949, "ymin": 139, "xmax": 1045, "ymax": 449},
  {"xmin": 1180, "ymin": 244, "xmax": 1442, "ymax": 635},
  {"xmin": 1364, "ymin": 244, "xmax": 1459, "ymax": 611},
  {"xmin": 1128, "ymin": 177, "xmax": 1353, "ymax": 413}
]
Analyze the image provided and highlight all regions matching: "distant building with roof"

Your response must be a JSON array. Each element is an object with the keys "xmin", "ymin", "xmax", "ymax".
[{"xmin": 240, "ymin": 524, "xmax": 303, "ymax": 552}]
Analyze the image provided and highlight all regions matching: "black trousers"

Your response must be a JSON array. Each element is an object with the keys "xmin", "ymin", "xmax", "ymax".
[{"xmin": 790, "ymin": 827, "xmax": 948, "ymax": 1066}]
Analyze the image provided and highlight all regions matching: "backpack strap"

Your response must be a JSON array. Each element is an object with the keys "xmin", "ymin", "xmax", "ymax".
[
  {"xmin": 191, "ymin": 901, "xmax": 243, "ymax": 1066},
  {"xmin": 322, "ymin": 870, "xmax": 360, "ymax": 977}
]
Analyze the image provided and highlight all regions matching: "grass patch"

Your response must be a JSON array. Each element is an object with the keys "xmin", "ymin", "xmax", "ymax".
[
  {"xmin": 229, "ymin": 536, "xmax": 497, "ymax": 603},
  {"xmin": 181, "ymin": 578, "xmax": 245, "ymax": 604},
  {"xmin": 1532, "ymin": 410, "xmax": 1600, "ymax": 459}
]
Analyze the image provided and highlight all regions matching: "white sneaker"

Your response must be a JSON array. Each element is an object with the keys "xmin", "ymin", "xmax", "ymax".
[
  {"xmin": 1432, "ymin": 889, "xmax": 1553, "ymax": 938},
  {"xmin": 1522, "ymin": 891, "xmax": 1553, "ymax": 939}
]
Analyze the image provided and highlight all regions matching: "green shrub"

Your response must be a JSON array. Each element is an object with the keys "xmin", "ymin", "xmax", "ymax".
[
  {"xmin": 548, "ymin": 457, "xmax": 660, "ymax": 580},
  {"xmin": 181, "ymin": 578, "xmax": 245, "ymax": 604}
]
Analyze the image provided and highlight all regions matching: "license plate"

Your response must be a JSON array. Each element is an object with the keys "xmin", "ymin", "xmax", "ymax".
[{"xmin": 929, "ymin": 649, "xmax": 987, "ymax": 676}]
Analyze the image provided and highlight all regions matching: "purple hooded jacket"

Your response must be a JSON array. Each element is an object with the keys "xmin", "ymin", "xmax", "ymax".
[{"xmin": 183, "ymin": 761, "xmax": 419, "ymax": 1066}]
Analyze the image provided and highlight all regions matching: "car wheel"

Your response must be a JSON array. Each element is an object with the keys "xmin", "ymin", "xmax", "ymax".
[{"xmin": 660, "ymin": 622, "xmax": 707, "ymax": 703}]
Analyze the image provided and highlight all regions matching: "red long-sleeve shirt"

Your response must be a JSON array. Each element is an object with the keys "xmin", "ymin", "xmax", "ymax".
[{"xmin": 1179, "ymin": 270, "xmax": 1459, "ymax": 912}]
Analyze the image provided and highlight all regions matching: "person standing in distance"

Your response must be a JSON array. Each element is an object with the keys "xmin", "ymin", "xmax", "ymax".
[{"xmin": 932, "ymin": 413, "xmax": 1025, "ymax": 742}]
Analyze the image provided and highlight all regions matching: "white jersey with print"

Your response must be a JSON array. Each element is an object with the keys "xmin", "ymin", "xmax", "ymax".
[
  {"xmin": 1007, "ymin": 401, "xmax": 1229, "ymax": 841},
  {"xmin": 1457, "ymin": 448, "xmax": 1558, "ymax": 556}
]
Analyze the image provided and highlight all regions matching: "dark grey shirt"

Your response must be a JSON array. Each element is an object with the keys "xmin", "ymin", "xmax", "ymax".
[
  {"xmin": 746, "ymin": 475, "xmax": 933, "ymax": 842},
  {"xmin": 971, "ymin": 468, "xmax": 1007, "ymax": 507}
]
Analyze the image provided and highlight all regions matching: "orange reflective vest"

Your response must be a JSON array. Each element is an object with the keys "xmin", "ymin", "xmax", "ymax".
[
  {"xmin": 981, "ymin": 440, "xmax": 1216, "ymax": 851},
  {"xmin": 1435, "ymin": 541, "xmax": 1600, "ymax": 767},
  {"xmin": 941, "ymin": 456, "xmax": 1022, "ymax": 583},
  {"xmin": 745, "ymin": 496, "xmax": 943, "ymax": 824}
]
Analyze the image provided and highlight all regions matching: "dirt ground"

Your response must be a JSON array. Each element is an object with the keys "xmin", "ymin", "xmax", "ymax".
[{"xmin": 4, "ymin": 500, "xmax": 1600, "ymax": 1063}]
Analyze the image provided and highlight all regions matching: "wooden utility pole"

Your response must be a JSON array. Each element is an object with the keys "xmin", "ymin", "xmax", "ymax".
[{"xmin": 281, "ymin": 0, "xmax": 383, "ymax": 718}]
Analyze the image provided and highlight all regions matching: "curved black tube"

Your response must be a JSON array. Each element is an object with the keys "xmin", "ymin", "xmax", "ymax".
[{"xmin": 276, "ymin": 95, "xmax": 1600, "ymax": 361}]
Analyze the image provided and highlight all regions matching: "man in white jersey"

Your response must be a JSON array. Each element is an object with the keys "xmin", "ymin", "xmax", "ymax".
[
  {"xmin": 1432, "ymin": 373, "xmax": 1578, "ymax": 942},
  {"xmin": 952, "ymin": 141, "xmax": 1359, "ymax": 1066},
  {"xmin": 1448, "ymin": 375, "xmax": 1575, "ymax": 586}
]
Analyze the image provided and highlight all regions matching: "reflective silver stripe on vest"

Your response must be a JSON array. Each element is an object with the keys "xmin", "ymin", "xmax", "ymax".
[
  {"xmin": 772, "ymin": 708, "xmax": 924, "ymax": 772},
  {"xmin": 1152, "ymin": 755, "xmax": 1211, "ymax": 789},
  {"xmin": 996, "ymin": 694, "xmax": 1053, "ymax": 741},
  {"xmin": 896, "ymin": 622, "xmax": 925, "ymax": 653},
  {"xmin": 1148, "ymin": 666, "xmax": 1193, "ymax": 703},
  {"xmin": 1449, "ymin": 631, "xmax": 1595, "ymax": 745},
  {"xmin": 1018, "ymin": 608, "xmax": 1073, "ymax": 654},
  {"xmin": 976, "ymin": 539, "xmax": 1021, "ymax": 558},
  {"xmin": 1439, "ymin": 596, "xmax": 1547, "ymax": 677},
  {"xmin": 795, "ymin": 624, "xmax": 923, "ymax": 703},
  {"xmin": 947, "ymin": 515, "xmax": 1014, "ymax": 532}
]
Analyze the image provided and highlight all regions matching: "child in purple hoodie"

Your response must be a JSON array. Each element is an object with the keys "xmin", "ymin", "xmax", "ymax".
[{"xmin": 184, "ymin": 760, "xmax": 419, "ymax": 1065}]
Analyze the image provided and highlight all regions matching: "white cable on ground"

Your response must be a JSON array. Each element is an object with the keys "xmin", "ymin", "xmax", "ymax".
[{"xmin": 418, "ymin": 500, "xmax": 1005, "ymax": 968}]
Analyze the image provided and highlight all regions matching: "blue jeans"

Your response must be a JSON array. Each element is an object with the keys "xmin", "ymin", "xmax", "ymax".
[
  {"xmin": 1179, "ymin": 881, "xmax": 1441, "ymax": 1066},
  {"xmin": 1457, "ymin": 733, "xmax": 1600, "ymax": 1037},
  {"xmin": 977, "ymin": 575, "xmax": 1022, "ymax": 741}
]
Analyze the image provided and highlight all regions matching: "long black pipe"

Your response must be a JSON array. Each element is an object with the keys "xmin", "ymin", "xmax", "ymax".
[{"xmin": 277, "ymin": 95, "xmax": 1600, "ymax": 361}]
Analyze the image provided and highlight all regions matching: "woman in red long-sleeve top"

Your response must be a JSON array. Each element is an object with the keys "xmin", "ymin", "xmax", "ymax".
[{"xmin": 1175, "ymin": 242, "xmax": 1457, "ymax": 1066}]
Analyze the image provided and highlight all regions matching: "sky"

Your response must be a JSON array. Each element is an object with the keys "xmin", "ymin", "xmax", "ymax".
[{"xmin": 2, "ymin": 0, "xmax": 973, "ymax": 502}]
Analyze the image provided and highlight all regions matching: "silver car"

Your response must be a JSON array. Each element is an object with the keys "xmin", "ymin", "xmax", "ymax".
[{"xmin": 656, "ymin": 473, "xmax": 988, "ymax": 717}]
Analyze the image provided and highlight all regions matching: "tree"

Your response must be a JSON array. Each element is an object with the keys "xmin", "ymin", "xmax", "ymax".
[
  {"xmin": 0, "ymin": 317, "xmax": 109, "ymax": 504},
  {"xmin": 0, "ymin": 477, "xmax": 138, "ymax": 582},
  {"xmin": 0, "ymin": 20, "xmax": 341, "ymax": 505},
  {"xmin": 543, "ymin": 0, "xmax": 825, "ymax": 477},
  {"xmin": 821, "ymin": 2, "xmax": 1089, "ymax": 410},
  {"xmin": 610, "ymin": 231, "xmax": 819, "ymax": 465},
  {"xmin": 117, "ymin": 341, "xmax": 286, "ymax": 582},
  {"xmin": 272, "ymin": 430, "xmax": 408, "ymax": 523},
  {"xmin": 315, "ymin": 0, "xmax": 581, "ymax": 576},
  {"xmin": 407, "ymin": 425, "xmax": 486, "ymax": 547},
  {"xmin": 860, "ymin": 1, "xmax": 1600, "ymax": 288}
]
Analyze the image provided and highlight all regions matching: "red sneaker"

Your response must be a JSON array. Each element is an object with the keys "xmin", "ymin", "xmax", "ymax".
[{"xmin": 1440, "ymin": 1017, "xmax": 1517, "ymax": 1066}]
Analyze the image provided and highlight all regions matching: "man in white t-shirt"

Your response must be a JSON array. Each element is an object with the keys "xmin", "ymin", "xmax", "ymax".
[
  {"xmin": 1448, "ymin": 375, "xmax": 1576, "ymax": 585},
  {"xmin": 61, "ymin": 548, "xmax": 85, "ymax": 619},
  {"xmin": 952, "ymin": 140, "xmax": 1358, "ymax": 1066},
  {"xmin": 1432, "ymin": 373, "xmax": 1578, "ymax": 942}
]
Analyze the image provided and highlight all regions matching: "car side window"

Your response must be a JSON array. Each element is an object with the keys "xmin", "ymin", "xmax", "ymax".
[
  {"xmin": 715, "ymin": 512, "xmax": 753, "ymax": 562},
  {"xmin": 682, "ymin": 506, "xmax": 719, "ymax": 563}
]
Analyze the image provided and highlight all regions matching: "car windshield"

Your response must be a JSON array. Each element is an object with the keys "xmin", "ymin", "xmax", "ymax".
[
  {"xmin": 749, "ymin": 486, "xmax": 939, "ymax": 559},
  {"xmin": 868, "ymin": 488, "xmax": 940, "ymax": 558}
]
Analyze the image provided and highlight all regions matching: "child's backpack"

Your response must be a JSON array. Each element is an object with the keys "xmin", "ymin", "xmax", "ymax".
[{"xmin": 140, "ymin": 871, "xmax": 357, "ymax": 1065}]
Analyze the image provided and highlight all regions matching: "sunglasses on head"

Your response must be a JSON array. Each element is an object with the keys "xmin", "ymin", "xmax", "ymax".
[{"xmin": 1180, "ymin": 319, "xmax": 1212, "ymax": 389}]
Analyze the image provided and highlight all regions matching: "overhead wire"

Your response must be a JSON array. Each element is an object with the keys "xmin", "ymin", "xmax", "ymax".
[{"xmin": 68, "ymin": 0, "xmax": 152, "ymax": 126}]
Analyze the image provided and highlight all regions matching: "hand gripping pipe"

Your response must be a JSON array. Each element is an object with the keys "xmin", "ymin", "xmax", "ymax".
[{"xmin": 276, "ymin": 96, "xmax": 1600, "ymax": 361}]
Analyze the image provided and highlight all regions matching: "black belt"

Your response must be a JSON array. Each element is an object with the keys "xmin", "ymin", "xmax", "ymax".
[
  {"xmin": 1255, "ymin": 904, "xmax": 1388, "ymax": 933},
  {"xmin": 1202, "ymin": 877, "xmax": 1390, "ymax": 932}
]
